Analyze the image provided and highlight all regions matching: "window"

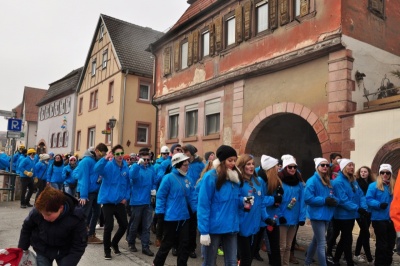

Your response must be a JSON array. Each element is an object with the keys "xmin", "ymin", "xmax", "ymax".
[
  {"xmin": 59, "ymin": 99, "xmax": 65, "ymax": 114},
  {"xmin": 168, "ymin": 109, "xmax": 179, "ymax": 139},
  {"xmin": 102, "ymin": 50, "xmax": 108, "ymax": 69},
  {"xmin": 50, "ymin": 133, "xmax": 55, "ymax": 148},
  {"xmin": 256, "ymin": 1, "xmax": 269, "ymax": 33},
  {"xmin": 88, "ymin": 127, "xmax": 95, "ymax": 148},
  {"xmin": 107, "ymin": 82, "xmax": 114, "ymax": 102},
  {"xmin": 99, "ymin": 24, "xmax": 104, "ymax": 40},
  {"xmin": 76, "ymin": 130, "xmax": 81, "ymax": 151},
  {"xmin": 65, "ymin": 97, "xmax": 71, "ymax": 113},
  {"xmin": 54, "ymin": 101, "xmax": 60, "ymax": 116},
  {"xmin": 185, "ymin": 104, "xmax": 198, "ymax": 137},
  {"xmin": 226, "ymin": 15, "xmax": 236, "ymax": 47},
  {"xmin": 58, "ymin": 132, "xmax": 63, "ymax": 147},
  {"xmin": 91, "ymin": 59, "xmax": 96, "ymax": 76},
  {"xmin": 205, "ymin": 99, "xmax": 220, "ymax": 135},
  {"xmin": 293, "ymin": 0, "xmax": 301, "ymax": 17},
  {"xmin": 63, "ymin": 131, "xmax": 68, "ymax": 147},
  {"xmin": 105, "ymin": 122, "xmax": 111, "ymax": 144},
  {"xmin": 90, "ymin": 90, "xmax": 98, "ymax": 109},
  {"xmin": 137, "ymin": 123, "xmax": 150, "ymax": 144},
  {"xmin": 79, "ymin": 97, "xmax": 83, "ymax": 114},
  {"xmin": 181, "ymin": 41, "xmax": 188, "ymax": 69},
  {"xmin": 139, "ymin": 83, "xmax": 150, "ymax": 101},
  {"xmin": 56, "ymin": 133, "xmax": 61, "ymax": 147},
  {"xmin": 201, "ymin": 31, "xmax": 210, "ymax": 58},
  {"xmin": 49, "ymin": 103, "xmax": 54, "ymax": 117},
  {"xmin": 368, "ymin": 0, "xmax": 385, "ymax": 19}
]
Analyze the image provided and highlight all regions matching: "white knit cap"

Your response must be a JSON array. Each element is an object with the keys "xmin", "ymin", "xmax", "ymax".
[
  {"xmin": 337, "ymin": 158, "xmax": 353, "ymax": 171},
  {"xmin": 281, "ymin": 154, "xmax": 297, "ymax": 169},
  {"xmin": 261, "ymin": 155, "xmax": 278, "ymax": 171},
  {"xmin": 379, "ymin": 164, "xmax": 392, "ymax": 174},
  {"xmin": 314, "ymin": 158, "xmax": 329, "ymax": 170}
]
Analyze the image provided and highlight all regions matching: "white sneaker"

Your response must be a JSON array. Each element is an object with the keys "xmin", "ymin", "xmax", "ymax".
[
  {"xmin": 96, "ymin": 224, "xmax": 104, "ymax": 230},
  {"xmin": 353, "ymin": 255, "xmax": 366, "ymax": 263}
]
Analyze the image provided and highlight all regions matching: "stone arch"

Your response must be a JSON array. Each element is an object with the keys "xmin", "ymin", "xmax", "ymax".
[
  {"xmin": 371, "ymin": 138, "xmax": 400, "ymax": 177},
  {"xmin": 240, "ymin": 102, "xmax": 331, "ymax": 158}
]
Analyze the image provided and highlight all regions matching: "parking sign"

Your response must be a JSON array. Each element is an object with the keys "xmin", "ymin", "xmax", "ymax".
[{"xmin": 7, "ymin": 118, "xmax": 22, "ymax": 131}]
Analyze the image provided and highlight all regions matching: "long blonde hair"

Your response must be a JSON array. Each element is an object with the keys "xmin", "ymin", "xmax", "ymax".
[
  {"xmin": 266, "ymin": 167, "xmax": 282, "ymax": 195},
  {"xmin": 317, "ymin": 168, "xmax": 332, "ymax": 188},
  {"xmin": 376, "ymin": 173, "xmax": 395, "ymax": 194},
  {"xmin": 197, "ymin": 160, "xmax": 214, "ymax": 186}
]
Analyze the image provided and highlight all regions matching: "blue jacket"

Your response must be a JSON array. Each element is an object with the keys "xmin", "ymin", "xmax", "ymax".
[
  {"xmin": 332, "ymin": 172, "xmax": 367, "ymax": 219},
  {"xmin": 366, "ymin": 181, "xmax": 393, "ymax": 221},
  {"xmin": 264, "ymin": 183, "xmax": 283, "ymax": 225},
  {"xmin": 34, "ymin": 161, "xmax": 48, "ymax": 180},
  {"xmin": 0, "ymin": 153, "xmax": 10, "ymax": 170},
  {"xmin": 155, "ymin": 168, "xmax": 196, "ymax": 221},
  {"xmin": 12, "ymin": 151, "xmax": 22, "ymax": 171},
  {"xmin": 239, "ymin": 177, "xmax": 268, "ymax": 237},
  {"xmin": 154, "ymin": 156, "xmax": 167, "ymax": 173},
  {"xmin": 19, "ymin": 156, "xmax": 35, "ymax": 179},
  {"xmin": 74, "ymin": 150, "xmax": 100, "ymax": 199},
  {"xmin": 16, "ymin": 155, "xmax": 27, "ymax": 175},
  {"xmin": 197, "ymin": 169, "xmax": 241, "ymax": 235},
  {"xmin": 95, "ymin": 158, "xmax": 130, "ymax": 204},
  {"xmin": 47, "ymin": 163, "xmax": 64, "ymax": 183},
  {"xmin": 156, "ymin": 156, "xmax": 172, "ymax": 185},
  {"xmin": 279, "ymin": 178, "xmax": 306, "ymax": 226},
  {"xmin": 63, "ymin": 164, "xmax": 78, "ymax": 185},
  {"xmin": 129, "ymin": 163, "xmax": 157, "ymax": 205},
  {"xmin": 187, "ymin": 157, "xmax": 205, "ymax": 185},
  {"xmin": 304, "ymin": 172, "xmax": 338, "ymax": 221}
]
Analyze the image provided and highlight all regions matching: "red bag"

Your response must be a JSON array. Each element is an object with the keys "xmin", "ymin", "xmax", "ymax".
[{"xmin": 0, "ymin": 248, "xmax": 23, "ymax": 266}]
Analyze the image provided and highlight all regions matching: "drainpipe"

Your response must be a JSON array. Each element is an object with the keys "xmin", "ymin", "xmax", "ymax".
[
  {"xmin": 150, "ymin": 53, "xmax": 159, "ymax": 156},
  {"xmin": 119, "ymin": 69, "xmax": 129, "ymax": 145}
]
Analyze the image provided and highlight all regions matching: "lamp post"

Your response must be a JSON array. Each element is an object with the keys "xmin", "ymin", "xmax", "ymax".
[{"xmin": 109, "ymin": 116, "xmax": 117, "ymax": 148}]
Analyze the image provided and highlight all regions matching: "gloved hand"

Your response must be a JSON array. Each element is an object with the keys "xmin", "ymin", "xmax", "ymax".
[
  {"xmin": 200, "ymin": 234, "xmax": 211, "ymax": 246},
  {"xmin": 298, "ymin": 221, "xmax": 305, "ymax": 226},
  {"xmin": 380, "ymin": 203, "xmax": 388, "ymax": 209},
  {"xmin": 265, "ymin": 218, "xmax": 276, "ymax": 226},
  {"xmin": 137, "ymin": 158, "xmax": 145, "ymax": 165},
  {"xmin": 396, "ymin": 236, "xmax": 400, "ymax": 255},
  {"xmin": 357, "ymin": 208, "xmax": 369, "ymax": 217},
  {"xmin": 279, "ymin": 217, "xmax": 287, "ymax": 224},
  {"xmin": 325, "ymin": 197, "xmax": 338, "ymax": 207},
  {"xmin": 274, "ymin": 195, "xmax": 282, "ymax": 204},
  {"xmin": 24, "ymin": 170, "xmax": 33, "ymax": 177},
  {"xmin": 247, "ymin": 196, "xmax": 254, "ymax": 205},
  {"xmin": 276, "ymin": 186, "xmax": 284, "ymax": 195},
  {"xmin": 33, "ymin": 177, "xmax": 38, "ymax": 184},
  {"xmin": 151, "ymin": 189, "xmax": 157, "ymax": 196}
]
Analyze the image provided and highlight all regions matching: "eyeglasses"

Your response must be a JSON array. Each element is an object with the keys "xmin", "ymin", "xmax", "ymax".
[
  {"xmin": 319, "ymin": 164, "xmax": 329, "ymax": 168},
  {"xmin": 175, "ymin": 148, "xmax": 183, "ymax": 152},
  {"xmin": 287, "ymin": 165, "xmax": 297, "ymax": 170},
  {"xmin": 380, "ymin": 171, "xmax": 391, "ymax": 176},
  {"xmin": 114, "ymin": 152, "xmax": 124, "ymax": 156},
  {"xmin": 142, "ymin": 158, "xmax": 150, "ymax": 162},
  {"xmin": 161, "ymin": 153, "xmax": 169, "ymax": 155},
  {"xmin": 70, "ymin": 159, "xmax": 76, "ymax": 161}
]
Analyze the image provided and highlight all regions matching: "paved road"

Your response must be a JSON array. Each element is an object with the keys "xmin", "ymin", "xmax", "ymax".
[{"xmin": 2, "ymin": 199, "xmax": 400, "ymax": 265}]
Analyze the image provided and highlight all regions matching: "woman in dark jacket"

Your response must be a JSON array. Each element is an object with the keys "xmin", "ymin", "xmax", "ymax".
[{"xmin": 18, "ymin": 186, "xmax": 87, "ymax": 266}]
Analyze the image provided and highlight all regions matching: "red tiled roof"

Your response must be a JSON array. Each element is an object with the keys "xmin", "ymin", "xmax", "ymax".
[
  {"xmin": 22, "ymin": 87, "xmax": 47, "ymax": 122},
  {"xmin": 170, "ymin": 0, "xmax": 218, "ymax": 31}
]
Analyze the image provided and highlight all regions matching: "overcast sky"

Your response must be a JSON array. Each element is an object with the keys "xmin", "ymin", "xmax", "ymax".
[{"xmin": 0, "ymin": 0, "xmax": 189, "ymax": 131}]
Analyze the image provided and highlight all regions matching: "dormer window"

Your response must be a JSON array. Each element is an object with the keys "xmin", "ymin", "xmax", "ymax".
[{"xmin": 99, "ymin": 24, "xmax": 104, "ymax": 40}]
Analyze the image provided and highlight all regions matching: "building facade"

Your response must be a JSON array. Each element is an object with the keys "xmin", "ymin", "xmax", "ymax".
[{"xmin": 149, "ymin": 0, "xmax": 400, "ymax": 178}]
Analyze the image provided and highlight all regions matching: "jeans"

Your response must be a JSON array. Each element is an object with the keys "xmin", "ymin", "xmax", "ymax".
[
  {"xmin": 127, "ymin": 204, "xmax": 153, "ymax": 248},
  {"xmin": 64, "ymin": 185, "xmax": 77, "ymax": 197},
  {"xmin": 203, "ymin": 233, "xmax": 237, "ymax": 266},
  {"xmin": 20, "ymin": 178, "xmax": 34, "ymax": 205},
  {"xmin": 372, "ymin": 220, "xmax": 396, "ymax": 266},
  {"xmin": 305, "ymin": 220, "xmax": 328, "ymax": 266},
  {"xmin": 153, "ymin": 220, "xmax": 189, "ymax": 266},
  {"xmin": 36, "ymin": 253, "xmax": 53, "ymax": 266},
  {"xmin": 355, "ymin": 217, "xmax": 373, "ymax": 261},
  {"xmin": 279, "ymin": 225, "xmax": 297, "ymax": 266},
  {"xmin": 82, "ymin": 192, "xmax": 100, "ymax": 236},
  {"xmin": 102, "ymin": 203, "xmax": 128, "ymax": 252},
  {"xmin": 332, "ymin": 219, "xmax": 355, "ymax": 265}
]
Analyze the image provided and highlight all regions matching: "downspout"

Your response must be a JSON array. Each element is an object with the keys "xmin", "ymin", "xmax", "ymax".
[
  {"xmin": 150, "ymin": 53, "xmax": 159, "ymax": 156},
  {"xmin": 119, "ymin": 69, "xmax": 129, "ymax": 145}
]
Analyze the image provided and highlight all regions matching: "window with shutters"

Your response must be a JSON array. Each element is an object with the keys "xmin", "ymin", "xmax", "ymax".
[
  {"xmin": 168, "ymin": 109, "xmax": 179, "ymax": 139},
  {"xmin": 163, "ymin": 47, "xmax": 171, "ymax": 76},
  {"xmin": 225, "ymin": 14, "xmax": 236, "ymax": 48},
  {"xmin": 291, "ymin": 0, "xmax": 312, "ymax": 20},
  {"xmin": 256, "ymin": 0, "xmax": 269, "ymax": 34},
  {"xmin": 185, "ymin": 104, "xmax": 198, "ymax": 137},
  {"xmin": 181, "ymin": 40, "xmax": 188, "ymax": 69},
  {"xmin": 368, "ymin": 0, "xmax": 385, "ymax": 19},
  {"xmin": 62, "ymin": 131, "xmax": 68, "ymax": 147},
  {"xmin": 205, "ymin": 98, "xmax": 220, "ymax": 135},
  {"xmin": 201, "ymin": 30, "xmax": 210, "ymax": 58}
]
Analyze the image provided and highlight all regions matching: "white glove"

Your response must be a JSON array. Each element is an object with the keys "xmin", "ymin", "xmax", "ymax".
[
  {"xmin": 248, "ymin": 196, "xmax": 255, "ymax": 205},
  {"xmin": 200, "ymin": 234, "xmax": 211, "ymax": 246},
  {"xmin": 137, "ymin": 158, "xmax": 144, "ymax": 165},
  {"xmin": 151, "ymin": 189, "xmax": 156, "ymax": 196}
]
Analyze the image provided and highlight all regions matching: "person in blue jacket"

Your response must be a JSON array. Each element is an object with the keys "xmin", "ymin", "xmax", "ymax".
[
  {"xmin": 94, "ymin": 144, "xmax": 130, "ymax": 260},
  {"xmin": 154, "ymin": 145, "xmax": 170, "ymax": 173},
  {"xmin": 236, "ymin": 154, "xmax": 269, "ymax": 266},
  {"xmin": 366, "ymin": 163, "xmax": 396, "ymax": 266},
  {"xmin": 127, "ymin": 150, "xmax": 157, "ymax": 257},
  {"xmin": 304, "ymin": 158, "xmax": 338, "ymax": 266},
  {"xmin": 182, "ymin": 144, "xmax": 205, "ymax": 258},
  {"xmin": 46, "ymin": 154, "xmax": 65, "ymax": 190},
  {"xmin": 0, "ymin": 152, "xmax": 10, "ymax": 170},
  {"xmin": 197, "ymin": 145, "xmax": 243, "ymax": 266},
  {"xmin": 327, "ymin": 158, "xmax": 369, "ymax": 266},
  {"xmin": 153, "ymin": 153, "xmax": 197, "ymax": 266},
  {"xmin": 12, "ymin": 145, "xmax": 25, "ymax": 172},
  {"xmin": 18, "ymin": 148, "xmax": 36, "ymax": 208},
  {"xmin": 16, "ymin": 148, "xmax": 27, "ymax": 175},
  {"xmin": 33, "ymin": 153, "xmax": 50, "ymax": 202},
  {"xmin": 277, "ymin": 155, "xmax": 306, "ymax": 266},
  {"xmin": 63, "ymin": 156, "xmax": 78, "ymax": 197}
]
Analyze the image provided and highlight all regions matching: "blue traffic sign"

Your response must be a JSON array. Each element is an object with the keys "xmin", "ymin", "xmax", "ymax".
[{"xmin": 7, "ymin": 118, "xmax": 22, "ymax": 131}]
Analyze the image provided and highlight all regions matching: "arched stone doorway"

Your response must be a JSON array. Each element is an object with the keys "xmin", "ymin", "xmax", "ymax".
[
  {"xmin": 241, "ymin": 103, "xmax": 329, "ymax": 180},
  {"xmin": 371, "ymin": 138, "xmax": 400, "ymax": 177}
]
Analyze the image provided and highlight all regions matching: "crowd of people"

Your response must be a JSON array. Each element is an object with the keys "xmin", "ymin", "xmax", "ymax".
[{"xmin": 0, "ymin": 142, "xmax": 399, "ymax": 266}]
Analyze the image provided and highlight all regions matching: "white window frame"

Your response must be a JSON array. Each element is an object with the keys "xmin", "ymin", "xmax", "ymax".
[
  {"xmin": 202, "ymin": 31, "xmax": 210, "ymax": 58},
  {"xmin": 181, "ymin": 41, "xmax": 188, "ymax": 69},
  {"xmin": 205, "ymin": 98, "xmax": 221, "ymax": 135},
  {"xmin": 99, "ymin": 24, "xmax": 104, "ymax": 40},
  {"xmin": 137, "ymin": 124, "xmax": 149, "ymax": 144},
  {"xmin": 226, "ymin": 15, "xmax": 236, "ymax": 46},
  {"xmin": 256, "ymin": 1, "xmax": 269, "ymax": 33},
  {"xmin": 294, "ymin": 0, "xmax": 301, "ymax": 17},
  {"xmin": 168, "ymin": 108, "xmax": 179, "ymax": 139},
  {"xmin": 102, "ymin": 50, "xmax": 108, "ymax": 69},
  {"xmin": 88, "ymin": 127, "xmax": 96, "ymax": 148},
  {"xmin": 139, "ymin": 83, "xmax": 150, "ymax": 101},
  {"xmin": 185, "ymin": 104, "xmax": 198, "ymax": 137},
  {"xmin": 91, "ymin": 59, "xmax": 96, "ymax": 76}
]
